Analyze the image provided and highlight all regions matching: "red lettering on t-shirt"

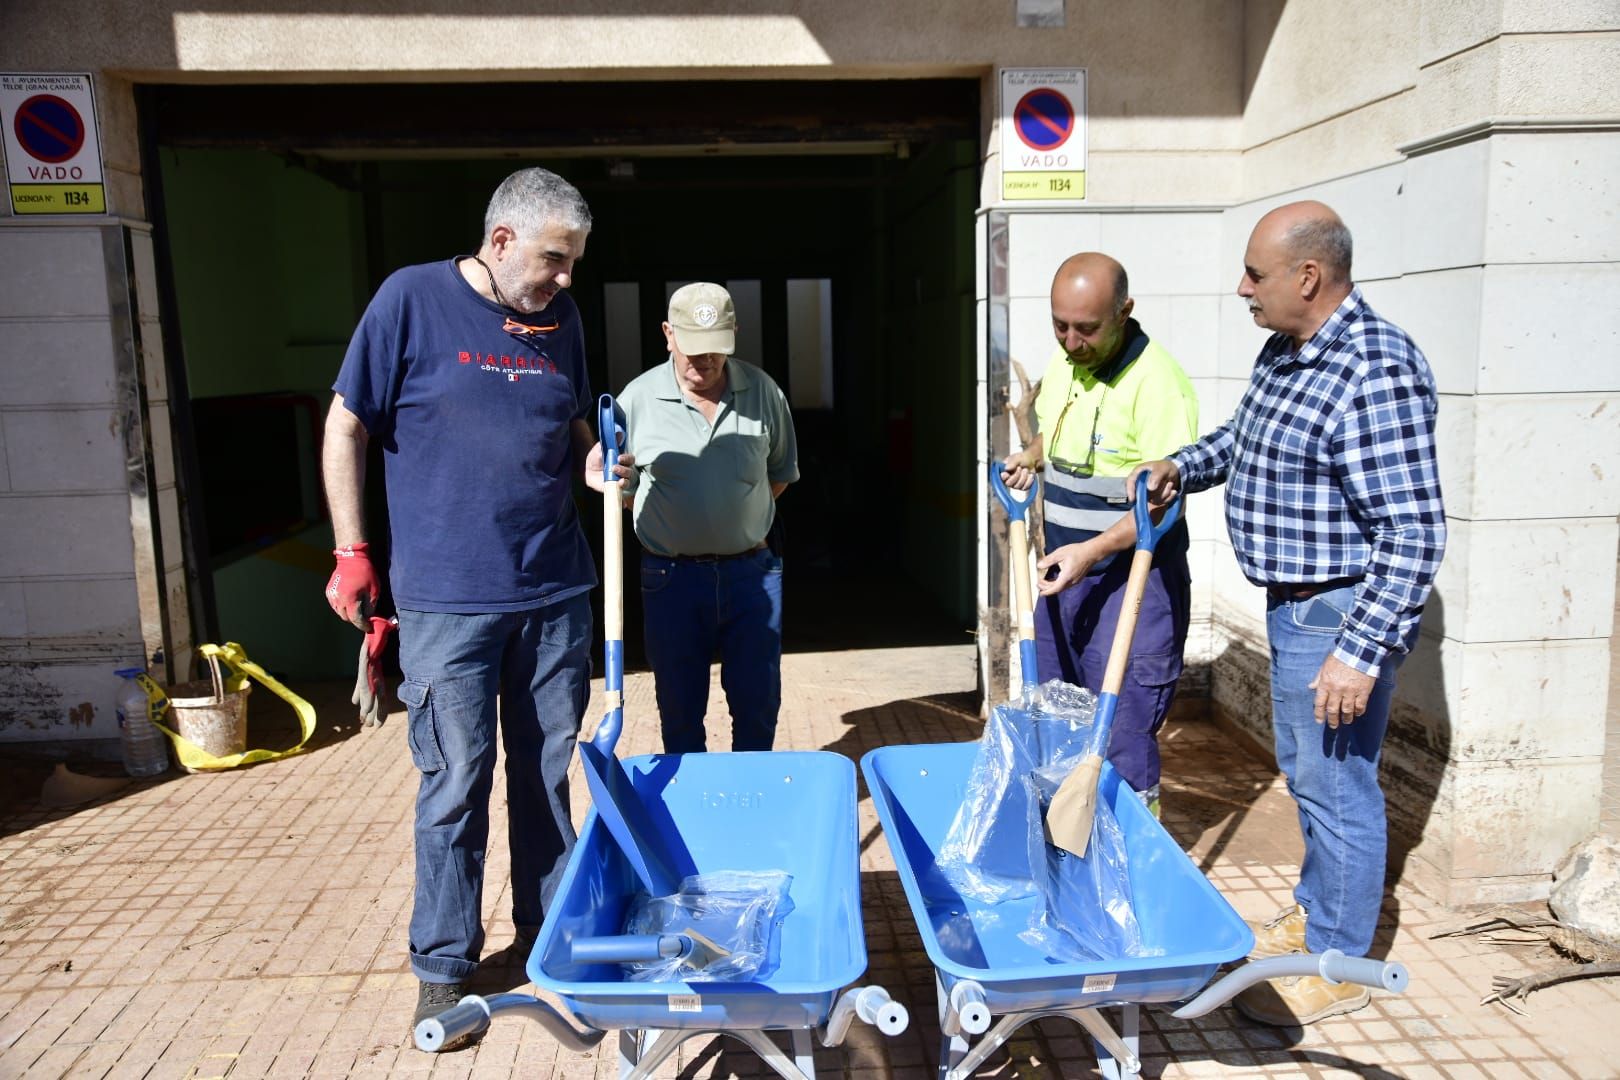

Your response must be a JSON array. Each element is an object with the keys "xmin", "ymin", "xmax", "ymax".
[{"xmin": 459, "ymin": 351, "xmax": 472, "ymax": 364}]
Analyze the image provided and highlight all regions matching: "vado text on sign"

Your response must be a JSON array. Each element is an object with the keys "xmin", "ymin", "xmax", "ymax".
[
  {"xmin": 1, "ymin": 73, "xmax": 107, "ymax": 215},
  {"xmin": 999, "ymin": 68, "xmax": 1087, "ymax": 202}
]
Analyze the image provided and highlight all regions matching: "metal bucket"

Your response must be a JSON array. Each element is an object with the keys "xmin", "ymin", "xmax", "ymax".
[{"xmin": 165, "ymin": 654, "xmax": 250, "ymax": 772}]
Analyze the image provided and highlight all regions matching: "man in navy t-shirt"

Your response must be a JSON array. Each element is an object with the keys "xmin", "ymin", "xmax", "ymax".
[{"xmin": 321, "ymin": 167, "xmax": 631, "ymax": 1045}]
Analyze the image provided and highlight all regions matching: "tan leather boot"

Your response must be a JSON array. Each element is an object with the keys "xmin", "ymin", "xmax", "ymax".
[
  {"xmin": 1247, "ymin": 901, "xmax": 1306, "ymax": 958},
  {"xmin": 1234, "ymin": 975, "xmax": 1371, "ymax": 1025}
]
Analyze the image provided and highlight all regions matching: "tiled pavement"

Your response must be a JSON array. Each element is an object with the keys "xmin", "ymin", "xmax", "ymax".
[{"xmin": 3, "ymin": 642, "xmax": 1619, "ymax": 1079}]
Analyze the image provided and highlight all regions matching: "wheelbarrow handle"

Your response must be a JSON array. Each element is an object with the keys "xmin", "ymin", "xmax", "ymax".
[
  {"xmin": 1130, "ymin": 470, "xmax": 1182, "ymax": 552},
  {"xmin": 1169, "ymin": 949, "xmax": 1409, "ymax": 1019},
  {"xmin": 986, "ymin": 459, "xmax": 1040, "ymax": 523},
  {"xmin": 414, "ymin": 992, "xmax": 606, "ymax": 1054},
  {"xmin": 820, "ymin": 984, "xmax": 910, "ymax": 1043},
  {"xmin": 414, "ymin": 996, "xmax": 488, "ymax": 1052}
]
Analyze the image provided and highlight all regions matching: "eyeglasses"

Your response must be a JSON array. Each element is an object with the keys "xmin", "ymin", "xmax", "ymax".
[{"xmin": 1046, "ymin": 394, "xmax": 1103, "ymax": 478}]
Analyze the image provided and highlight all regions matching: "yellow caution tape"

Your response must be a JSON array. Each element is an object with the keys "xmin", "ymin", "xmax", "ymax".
[{"xmin": 136, "ymin": 642, "xmax": 317, "ymax": 771}]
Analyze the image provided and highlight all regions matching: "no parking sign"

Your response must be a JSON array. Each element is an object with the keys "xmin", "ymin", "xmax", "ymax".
[
  {"xmin": 1, "ymin": 73, "xmax": 106, "ymax": 215},
  {"xmin": 1000, "ymin": 68, "xmax": 1086, "ymax": 202}
]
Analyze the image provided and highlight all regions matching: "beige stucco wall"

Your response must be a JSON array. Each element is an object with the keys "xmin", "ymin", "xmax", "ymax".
[
  {"xmin": 2, "ymin": 2, "xmax": 1614, "ymax": 214},
  {"xmin": 1238, "ymin": 0, "xmax": 1620, "ymax": 195},
  {"xmin": 0, "ymin": 0, "xmax": 1256, "ymax": 218}
]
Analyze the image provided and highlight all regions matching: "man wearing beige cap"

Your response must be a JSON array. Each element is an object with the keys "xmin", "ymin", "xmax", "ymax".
[{"xmin": 616, "ymin": 282, "xmax": 800, "ymax": 753}]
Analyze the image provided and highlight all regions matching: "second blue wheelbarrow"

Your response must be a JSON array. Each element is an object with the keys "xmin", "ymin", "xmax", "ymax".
[{"xmin": 854, "ymin": 464, "xmax": 1409, "ymax": 1078}]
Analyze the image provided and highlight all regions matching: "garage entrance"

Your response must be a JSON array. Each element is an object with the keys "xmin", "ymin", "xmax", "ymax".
[{"xmin": 139, "ymin": 79, "xmax": 981, "ymax": 677}]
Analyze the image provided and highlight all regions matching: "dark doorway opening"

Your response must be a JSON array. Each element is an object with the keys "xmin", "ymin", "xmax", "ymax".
[{"xmin": 140, "ymin": 79, "xmax": 980, "ymax": 678}]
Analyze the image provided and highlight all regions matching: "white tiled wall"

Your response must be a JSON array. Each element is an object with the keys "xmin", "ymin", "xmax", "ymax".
[
  {"xmin": 1401, "ymin": 138, "xmax": 1491, "ymax": 273},
  {"xmin": 3, "ymin": 408, "xmax": 127, "ymax": 492},
  {"xmin": 1447, "ymin": 758, "xmax": 1605, "ymax": 885},
  {"xmin": 1477, "ymin": 263, "xmax": 1620, "ymax": 394},
  {"xmin": 1373, "ymin": 267, "xmax": 1483, "ymax": 396},
  {"xmin": 0, "ymin": 229, "xmax": 111, "ymax": 319},
  {"xmin": 1469, "ymin": 394, "xmax": 1620, "ymax": 519},
  {"xmin": 1437, "ymin": 517, "xmax": 1619, "ymax": 643},
  {"xmin": 1485, "ymin": 132, "xmax": 1620, "ymax": 265},
  {"xmin": 0, "ymin": 224, "xmax": 154, "ymax": 747}
]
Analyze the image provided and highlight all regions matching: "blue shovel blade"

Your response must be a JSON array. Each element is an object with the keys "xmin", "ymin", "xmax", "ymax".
[{"xmin": 577, "ymin": 739, "xmax": 682, "ymax": 898}]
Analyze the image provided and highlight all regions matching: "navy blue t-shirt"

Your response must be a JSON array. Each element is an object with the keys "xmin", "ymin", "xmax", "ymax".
[{"xmin": 333, "ymin": 259, "xmax": 596, "ymax": 612}]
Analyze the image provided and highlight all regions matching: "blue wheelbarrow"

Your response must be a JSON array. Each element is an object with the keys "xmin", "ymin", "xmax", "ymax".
[
  {"xmin": 415, "ymin": 752, "xmax": 908, "ymax": 1077},
  {"xmin": 853, "ymin": 464, "xmax": 1409, "ymax": 1078},
  {"xmin": 413, "ymin": 399, "xmax": 907, "ymax": 1077}
]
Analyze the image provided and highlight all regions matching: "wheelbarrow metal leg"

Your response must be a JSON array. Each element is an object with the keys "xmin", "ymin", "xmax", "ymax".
[
  {"xmin": 936, "ymin": 972, "xmax": 972, "ymax": 1079},
  {"xmin": 624, "ymin": 1028, "xmax": 693, "ymax": 1080},
  {"xmin": 792, "ymin": 1028, "xmax": 815, "ymax": 1077},
  {"xmin": 731, "ymin": 1029, "xmax": 814, "ymax": 1080},
  {"xmin": 944, "ymin": 1011, "xmax": 1029, "ymax": 1079},
  {"xmin": 622, "ymin": 1027, "xmax": 820, "ymax": 1080},
  {"xmin": 1077, "ymin": 1004, "xmax": 1140, "ymax": 1078},
  {"xmin": 617, "ymin": 1028, "xmax": 641, "ymax": 1079},
  {"xmin": 938, "ymin": 1004, "xmax": 1140, "ymax": 1080}
]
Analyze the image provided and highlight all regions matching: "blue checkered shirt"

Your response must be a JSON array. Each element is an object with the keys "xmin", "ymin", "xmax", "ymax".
[{"xmin": 1171, "ymin": 288, "xmax": 1446, "ymax": 676}]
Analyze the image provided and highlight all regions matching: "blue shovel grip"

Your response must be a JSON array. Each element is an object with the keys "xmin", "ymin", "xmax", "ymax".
[
  {"xmin": 987, "ymin": 460, "xmax": 1039, "ymax": 523},
  {"xmin": 597, "ymin": 394, "xmax": 625, "ymax": 484},
  {"xmin": 1131, "ymin": 470, "xmax": 1183, "ymax": 552}
]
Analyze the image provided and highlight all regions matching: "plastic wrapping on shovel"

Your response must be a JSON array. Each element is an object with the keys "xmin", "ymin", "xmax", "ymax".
[
  {"xmin": 1022, "ymin": 762, "xmax": 1157, "ymax": 962},
  {"xmin": 937, "ymin": 680, "xmax": 1098, "ymax": 901},
  {"xmin": 620, "ymin": 870, "xmax": 796, "ymax": 983},
  {"xmin": 936, "ymin": 680, "xmax": 1150, "ymax": 961}
]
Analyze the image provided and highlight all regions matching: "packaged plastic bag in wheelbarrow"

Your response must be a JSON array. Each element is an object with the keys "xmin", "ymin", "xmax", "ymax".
[
  {"xmin": 937, "ymin": 679, "xmax": 1152, "ymax": 961},
  {"xmin": 620, "ymin": 869, "xmax": 795, "ymax": 983}
]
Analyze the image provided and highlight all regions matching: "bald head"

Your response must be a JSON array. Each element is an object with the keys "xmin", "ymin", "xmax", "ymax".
[
  {"xmin": 1254, "ymin": 201, "xmax": 1353, "ymax": 286},
  {"xmin": 1053, "ymin": 252, "xmax": 1129, "ymax": 316},
  {"xmin": 1050, "ymin": 252, "xmax": 1134, "ymax": 370},
  {"xmin": 1239, "ymin": 201, "xmax": 1355, "ymax": 346}
]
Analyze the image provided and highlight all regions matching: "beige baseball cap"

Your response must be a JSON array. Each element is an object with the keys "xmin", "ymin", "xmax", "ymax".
[{"xmin": 667, "ymin": 282, "xmax": 736, "ymax": 356}]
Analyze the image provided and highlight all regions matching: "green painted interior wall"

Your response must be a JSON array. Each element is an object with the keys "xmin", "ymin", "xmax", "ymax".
[
  {"xmin": 160, "ymin": 148, "xmax": 364, "ymax": 679},
  {"xmin": 881, "ymin": 140, "xmax": 978, "ymax": 622}
]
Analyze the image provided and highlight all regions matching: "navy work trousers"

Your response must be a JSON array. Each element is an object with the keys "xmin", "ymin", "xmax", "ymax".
[{"xmin": 1033, "ymin": 550, "xmax": 1191, "ymax": 795}]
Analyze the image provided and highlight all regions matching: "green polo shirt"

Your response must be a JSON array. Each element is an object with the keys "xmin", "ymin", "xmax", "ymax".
[{"xmin": 619, "ymin": 357, "xmax": 799, "ymax": 558}]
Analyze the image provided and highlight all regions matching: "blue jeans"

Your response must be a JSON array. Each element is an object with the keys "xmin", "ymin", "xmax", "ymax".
[
  {"xmin": 1267, "ymin": 582, "xmax": 1405, "ymax": 958},
  {"xmin": 396, "ymin": 594, "xmax": 591, "ymax": 983},
  {"xmin": 641, "ymin": 550, "xmax": 783, "ymax": 754},
  {"xmin": 1034, "ymin": 550, "xmax": 1190, "ymax": 796}
]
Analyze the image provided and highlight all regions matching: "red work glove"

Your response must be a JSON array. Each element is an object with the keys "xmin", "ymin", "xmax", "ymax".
[
  {"xmin": 352, "ymin": 615, "xmax": 397, "ymax": 727},
  {"xmin": 326, "ymin": 543, "xmax": 379, "ymax": 629}
]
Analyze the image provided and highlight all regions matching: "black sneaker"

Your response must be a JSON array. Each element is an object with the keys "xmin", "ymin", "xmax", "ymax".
[{"xmin": 412, "ymin": 980, "xmax": 475, "ymax": 1051}]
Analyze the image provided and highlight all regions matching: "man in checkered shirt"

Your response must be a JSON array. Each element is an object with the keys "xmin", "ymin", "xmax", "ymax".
[{"xmin": 1132, "ymin": 200, "xmax": 1446, "ymax": 1026}]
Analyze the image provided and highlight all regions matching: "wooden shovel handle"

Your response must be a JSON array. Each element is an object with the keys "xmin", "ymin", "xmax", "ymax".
[
  {"xmin": 1100, "ymin": 548, "xmax": 1153, "ymax": 698},
  {"xmin": 1009, "ymin": 518, "xmax": 1034, "ymax": 646},
  {"xmin": 603, "ymin": 479, "xmax": 623, "ymax": 644}
]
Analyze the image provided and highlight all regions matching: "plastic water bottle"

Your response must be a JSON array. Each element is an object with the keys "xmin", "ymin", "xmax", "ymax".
[{"xmin": 116, "ymin": 667, "xmax": 168, "ymax": 777}]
